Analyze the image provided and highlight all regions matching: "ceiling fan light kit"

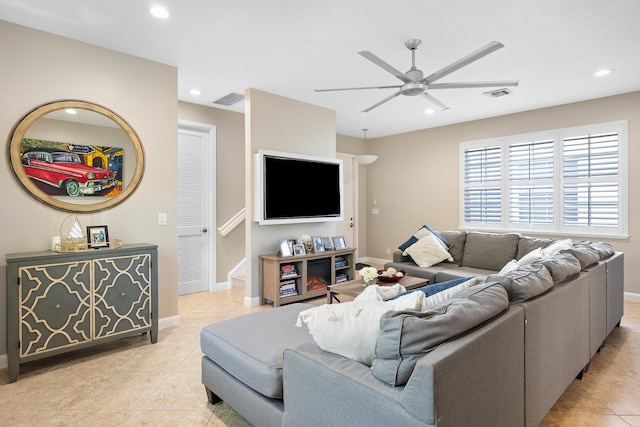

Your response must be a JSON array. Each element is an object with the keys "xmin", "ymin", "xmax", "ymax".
[{"xmin": 316, "ymin": 39, "xmax": 520, "ymax": 113}]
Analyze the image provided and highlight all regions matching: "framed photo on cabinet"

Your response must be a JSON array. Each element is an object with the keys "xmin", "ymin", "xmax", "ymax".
[
  {"xmin": 312, "ymin": 236, "xmax": 325, "ymax": 253},
  {"xmin": 332, "ymin": 236, "xmax": 346, "ymax": 250},
  {"xmin": 279, "ymin": 239, "xmax": 293, "ymax": 257}
]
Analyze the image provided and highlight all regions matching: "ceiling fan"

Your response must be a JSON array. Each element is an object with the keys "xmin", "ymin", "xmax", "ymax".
[{"xmin": 315, "ymin": 39, "xmax": 520, "ymax": 113}]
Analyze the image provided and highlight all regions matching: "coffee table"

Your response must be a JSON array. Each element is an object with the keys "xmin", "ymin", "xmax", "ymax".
[{"xmin": 326, "ymin": 275, "xmax": 429, "ymax": 304}]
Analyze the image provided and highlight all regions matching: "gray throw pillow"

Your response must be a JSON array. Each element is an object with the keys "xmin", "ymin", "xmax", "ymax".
[
  {"xmin": 372, "ymin": 282, "xmax": 509, "ymax": 386},
  {"xmin": 462, "ymin": 232, "xmax": 520, "ymax": 271},
  {"xmin": 486, "ymin": 263, "xmax": 554, "ymax": 302}
]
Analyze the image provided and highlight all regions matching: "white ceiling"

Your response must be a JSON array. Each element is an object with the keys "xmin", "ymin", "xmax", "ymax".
[{"xmin": 2, "ymin": 0, "xmax": 639, "ymax": 138}]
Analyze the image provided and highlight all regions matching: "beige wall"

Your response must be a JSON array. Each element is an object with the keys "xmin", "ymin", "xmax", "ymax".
[
  {"xmin": 0, "ymin": 21, "xmax": 179, "ymax": 356},
  {"xmin": 177, "ymin": 102, "xmax": 246, "ymax": 283},
  {"xmin": 366, "ymin": 91, "xmax": 640, "ymax": 294},
  {"xmin": 245, "ymin": 89, "xmax": 337, "ymax": 303}
]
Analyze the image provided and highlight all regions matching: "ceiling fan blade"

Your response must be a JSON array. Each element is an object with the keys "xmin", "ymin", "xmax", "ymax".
[
  {"xmin": 358, "ymin": 50, "xmax": 413, "ymax": 83},
  {"xmin": 428, "ymin": 80, "xmax": 520, "ymax": 89},
  {"xmin": 315, "ymin": 85, "xmax": 402, "ymax": 92},
  {"xmin": 421, "ymin": 92, "xmax": 449, "ymax": 111},
  {"xmin": 424, "ymin": 41, "xmax": 505, "ymax": 84},
  {"xmin": 361, "ymin": 91, "xmax": 403, "ymax": 113}
]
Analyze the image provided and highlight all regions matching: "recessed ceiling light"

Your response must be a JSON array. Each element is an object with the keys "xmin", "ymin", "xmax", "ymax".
[
  {"xmin": 189, "ymin": 89, "xmax": 202, "ymax": 96},
  {"xmin": 594, "ymin": 69, "xmax": 611, "ymax": 77},
  {"xmin": 424, "ymin": 108, "xmax": 435, "ymax": 115},
  {"xmin": 65, "ymin": 108, "xmax": 77, "ymax": 115},
  {"xmin": 150, "ymin": 5, "xmax": 170, "ymax": 19}
]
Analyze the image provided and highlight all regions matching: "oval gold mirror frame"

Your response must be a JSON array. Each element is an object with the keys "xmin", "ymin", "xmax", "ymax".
[{"xmin": 8, "ymin": 100, "xmax": 145, "ymax": 213}]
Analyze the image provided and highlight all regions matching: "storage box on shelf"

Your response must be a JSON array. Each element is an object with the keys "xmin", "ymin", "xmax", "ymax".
[{"xmin": 260, "ymin": 248, "xmax": 355, "ymax": 306}]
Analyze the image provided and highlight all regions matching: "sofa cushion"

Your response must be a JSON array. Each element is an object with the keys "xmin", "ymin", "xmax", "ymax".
[
  {"xmin": 372, "ymin": 282, "xmax": 509, "ymax": 386},
  {"xmin": 537, "ymin": 252, "xmax": 581, "ymax": 283},
  {"xmin": 295, "ymin": 291, "xmax": 426, "ymax": 366},
  {"xmin": 200, "ymin": 303, "xmax": 314, "ymax": 399},
  {"xmin": 404, "ymin": 233, "xmax": 453, "ymax": 267},
  {"xmin": 462, "ymin": 232, "xmax": 520, "ymax": 271},
  {"xmin": 517, "ymin": 236, "xmax": 554, "ymax": 260},
  {"xmin": 541, "ymin": 239, "xmax": 573, "ymax": 258},
  {"xmin": 389, "ymin": 277, "xmax": 475, "ymax": 302},
  {"xmin": 439, "ymin": 230, "xmax": 467, "ymax": 264},
  {"xmin": 487, "ymin": 263, "xmax": 554, "ymax": 302},
  {"xmin": 562, "ymin": 246, "xmax": 600, "ymax": 269},
  {"xmin": 580, "ymin": 241, "xmax": 616, "ymax": 260}
]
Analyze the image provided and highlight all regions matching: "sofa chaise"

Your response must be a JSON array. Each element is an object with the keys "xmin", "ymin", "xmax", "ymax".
[{"xmin": 200, "ymin": 230, "xmax": 624, "ymax": 426}]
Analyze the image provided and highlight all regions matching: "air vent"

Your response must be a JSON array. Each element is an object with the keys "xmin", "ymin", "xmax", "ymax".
[
  {"xmin": 483, "ymin": 88, "xmax": 512, "ymax": 98},
  {"xmin": 212, "ymin": 92, "xmax": 244, "ymax": 106}
]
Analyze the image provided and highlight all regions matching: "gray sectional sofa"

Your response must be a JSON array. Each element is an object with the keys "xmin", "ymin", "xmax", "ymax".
[{"xmin": 200, "ymin": 231, "xmax": 624, "ymax": 427}]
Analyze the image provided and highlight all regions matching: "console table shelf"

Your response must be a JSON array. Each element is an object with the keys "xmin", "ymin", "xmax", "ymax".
[
  {"xmin": 5, "ymin": 243, "xmax": 158, "ymax": 382},
  {"xmin": 260, "ymin": 248, "xmax": 356, "ymax": 307}
]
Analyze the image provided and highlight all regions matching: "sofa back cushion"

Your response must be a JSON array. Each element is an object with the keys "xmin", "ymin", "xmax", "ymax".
[
  {"xmin": 517, "ymin": 236, "xmax": 554, "ymax": 260},
  {"xmin": 537, "ymin": 252, "xmax": 581, "ymax": 283},
  {"xmin": 439, "ymin": 230, "xmax": 467, "ymax": 264},
  {"xmin": 486, "ymin": 263, "xmax": 554, "ymax": 302},
  {"xmin": 462, "ymin": 232, "xmax": 520, "ymax": 271},
  {"xmin": 562, "ymin": 246, "xmax": 600, "ymax": 269},
  {"xmin": 372, "ymin": 282, "xmax": 509, "ymax": 386}
]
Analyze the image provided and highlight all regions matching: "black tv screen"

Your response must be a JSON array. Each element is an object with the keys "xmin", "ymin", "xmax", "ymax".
[{"xmin": 262, "ymin": 153, "xmax": 342, "ymax": 222}]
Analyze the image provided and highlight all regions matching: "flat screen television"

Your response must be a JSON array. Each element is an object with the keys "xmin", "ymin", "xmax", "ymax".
[{"xmin": 254, "ymin": 150, "xmax": 343, "ymax": 225}]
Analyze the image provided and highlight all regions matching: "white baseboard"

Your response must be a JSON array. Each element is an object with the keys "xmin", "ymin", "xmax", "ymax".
[
  {"xmin": 244, "ymin": 295, "xmax": 261, "ymax": 307},
  {"xmin": 159, "ymin": 314, "xmax": 180, "ymax": 329},
  {"xmin": 624, "ymin": 292, "xmax": 640, "ymax": 302},
  {"xmin": 211, "ymin": 281, "xmax": 231, "ymax": 291}
]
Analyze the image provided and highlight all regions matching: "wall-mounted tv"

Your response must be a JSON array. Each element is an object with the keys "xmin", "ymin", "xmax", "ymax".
[{"xmin": 254, "ymin": 150, "xmax": 343, "ymax": 225}]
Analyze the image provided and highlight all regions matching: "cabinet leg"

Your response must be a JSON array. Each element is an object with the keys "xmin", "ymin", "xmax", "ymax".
[{"xmin": 8, "ymin": 364, "xmax": 18, "ymax": 383}]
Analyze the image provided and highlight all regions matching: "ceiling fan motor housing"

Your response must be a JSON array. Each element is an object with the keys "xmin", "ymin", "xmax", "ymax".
[{"xmin": 401, "ymin": 81, "xmax": 427, "ymax": 96}]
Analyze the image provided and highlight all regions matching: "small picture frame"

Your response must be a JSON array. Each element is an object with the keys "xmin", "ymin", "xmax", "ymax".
[
  {"xmin": 332, "ymin": 236, "xmax": 347, "ymax": 250},
  {"xmin": 279, "ymin": 239, "xmax": 293, "ymax": 257},
  {"xmin": 293, "ymin": 244, "xmax": 306, "ymax": 256},
  {"xmin": 87, "ymin": 225, "xmax": 109, "ymax": 249},
  {"xmin": 287, "ymin": 239, "xmax": 296, "ymax": 254},
  {"xmin": 312, "ymin": 236, "xmax": 325, "ymax": 253},
  {"xmin": 321, "ymin": 236, "xmax": 333, "ymax": 250}
]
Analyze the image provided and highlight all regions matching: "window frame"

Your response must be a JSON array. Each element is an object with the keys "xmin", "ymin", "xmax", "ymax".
[{"xmin": 459, "ymin": 121, "xmax": 628, "ymax": 238}]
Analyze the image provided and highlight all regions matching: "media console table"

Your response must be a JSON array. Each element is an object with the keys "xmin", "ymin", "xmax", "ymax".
[
  {"xmin": 5, "ymin": 243, "xmax": 158, "ymax": 382},
  {"xmin": 260, "ymin": 247, "xmax": 356, "ymax": 307}
]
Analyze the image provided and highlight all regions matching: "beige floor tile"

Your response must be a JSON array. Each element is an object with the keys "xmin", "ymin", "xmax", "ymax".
[
  {"xmin": 143, "ymin": 371, "xmax": 210, "ymax": 411},
  {"xmin": 124, "ymin": 410, "xmax": 213, "ymax": 426},
  {"xmin": 621, "ymin": 415, "xmax": 640, "ymax": 427},
  {"xmin": 542, "ymin": 413, "xmax": 632, "ymax": 427},
  {"xmin": 45, "ymin": 409, "xmax": 137, "ymax": 427},
  {"xmin": 547, "ymin": 381, "xmax": 613, "ymax": 415}
]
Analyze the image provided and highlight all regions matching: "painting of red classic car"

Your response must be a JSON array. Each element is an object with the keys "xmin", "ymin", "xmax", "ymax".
[{"xmin": 20, "ymin": 140, "xmax": 123, "ymax": 197}]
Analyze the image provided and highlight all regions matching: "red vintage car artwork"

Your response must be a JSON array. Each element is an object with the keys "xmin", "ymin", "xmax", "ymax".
[{"xmin": 21, "ymin": 149, "xmax": 117, "ymax": 196}]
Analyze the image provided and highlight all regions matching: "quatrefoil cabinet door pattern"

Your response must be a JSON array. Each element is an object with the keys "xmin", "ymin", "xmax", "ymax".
[
  {"xmin": 93, "ymin": 254, "xmax": 152, "ymax": 339},
  {"xmin": 19, "ymin": 261, "xmax": 92, "ymax": 357}
]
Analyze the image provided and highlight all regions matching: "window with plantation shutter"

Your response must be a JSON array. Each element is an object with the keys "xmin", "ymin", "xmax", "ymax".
[
  {"xmin": 460, "ymin": 121, "xmax": 627, "ymax": 238},
  {"xmin": 463, "ymin": 146, "xmax": 501, "ymax": 223},
  {"xmin": 562, "ymin": 131, "xmax": 620, "ymax": 229}
]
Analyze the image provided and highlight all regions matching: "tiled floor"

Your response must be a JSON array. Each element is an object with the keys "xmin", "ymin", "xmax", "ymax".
[{"xmin": 0, "ymin": 286, "xmax": 639, "ymax": 426}]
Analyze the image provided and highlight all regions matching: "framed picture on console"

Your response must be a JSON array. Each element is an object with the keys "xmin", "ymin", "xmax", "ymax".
[
  {"xmin": 321, "ymin": 236, "xmax": 333, "ymax": 250},
  {"xmin": 332, "ymin": 236, "xmax": 346, "ymax": 250},
  {"xmin": 279, "ymin": 239, "xmax": 292, "ymax": 257},
  {"xmin": 87, "ymin": 225, "xmax": 109, "ymax": 248},
  {"xmin": 312, "ymin": 236, "xmax": 325, "ymax": 253},
  {"xmin": 293, "ymin": 244, "xmax": 306, "ymax": 256}
]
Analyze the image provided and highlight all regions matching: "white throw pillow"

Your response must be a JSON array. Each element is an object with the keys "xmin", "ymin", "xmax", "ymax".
[
  {"xmin": 354, "ymin": 284, "xmax": 407, "ymax": 302},
  {"xmin": 295, "ymin": 291, "xmax": 426, "ymax": 365},
  {"xmin": 519, "ymin": 247, "xmax": 543, "ymax": 266},
  {"xmin": 498, "ymin": 259, "xmax": 519, "ymax": 275},
  {"xmin": 422, "ymin": 277, "xmax": 477, "ymax": 310},
  {"xmin": 542, "ymin": 239, "xmax": 573, "ymax": 258},
  {"xmin": 405, "ymin": 233, "xmax": 454, "ymax": 267}
]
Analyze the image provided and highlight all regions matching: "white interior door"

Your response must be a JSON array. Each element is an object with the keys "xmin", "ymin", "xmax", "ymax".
[
  {"xmin": 336, "ymin": 153, "xmax": 357, "ymax": 249},
  {"xmin": 178, "ymin": 124, "xmax": 215, "ymax": 295}
]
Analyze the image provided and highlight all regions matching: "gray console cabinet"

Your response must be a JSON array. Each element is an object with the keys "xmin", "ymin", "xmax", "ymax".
[{"xmin": 6, "ymin": 243, "xmax": 158, "ymax": 382}]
